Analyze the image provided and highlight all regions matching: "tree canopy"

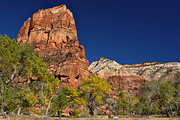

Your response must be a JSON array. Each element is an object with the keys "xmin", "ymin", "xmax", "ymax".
[
  {"xmin": 79, "ymin": 76, "xmax": 112, "ymax": 116},
  {"xmin": 0, "ymin": 35, "xmax": 59, "ymax": 115},
  {"xmin": 1, "ymin": 35, "xmax": 180, "ymax": 118}
]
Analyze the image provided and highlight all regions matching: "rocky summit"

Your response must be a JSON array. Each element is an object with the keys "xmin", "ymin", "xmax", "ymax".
[{"xmin": 17, "ymin": 5, "xmax": 89, "ymax": 88}]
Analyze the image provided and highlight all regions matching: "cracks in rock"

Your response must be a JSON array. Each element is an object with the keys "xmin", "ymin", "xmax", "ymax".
[
  {"xmin": 60, "ymin": 20, "xmax": 63, "ymax": 29},
  {"xmin": 92, "ymin": 63, "xmax": 120, "ymax": 74},
  {"xmin": 46, "ymin": 31, "xmax": 50, "ymax": 47},
  {"xmin": 55, "ymin": 74, "xmax": 68, "ymax": 80},
  {"xmin": 95, "ymin": 58, "xmax": 109, "ymax": 68},
  {"xmin": 26, "ymin": 18, "xmax": 32, "ymax": 44},
  {"xmin": 49, "ymin": 10, "xmax": 54, "ymax": 33},
  {"xmin": 68, "ymin": 18, "xmax": 71, "ymax": 29},
  {"xmin": 27, "ymin": 23, "xmax": 32, "ymax": 37},
  {"xmin": 75, "ymin": 75, "xmax": 79, "ymax": 79},
  {"xmin": 51, "ymin": 23, "xmax": 53, "ymax": 30},
  {"xmin": 91, "ymin": 58, "xmax": 121, "ymax": 73},
  {"xmin": 54, "ymin": 42, "xmax": 58, "ymax": 48}
]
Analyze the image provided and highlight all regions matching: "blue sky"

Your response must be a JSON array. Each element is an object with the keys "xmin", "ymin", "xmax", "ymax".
[{"xmin": 0, "ymin": 0, "xmax": 180, "ymax": 64}]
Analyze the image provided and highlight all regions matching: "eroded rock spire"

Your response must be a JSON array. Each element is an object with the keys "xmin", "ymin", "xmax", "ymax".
[{"xmin": 17, "ymin": 5, "xmax": 90, "ymax": 88}]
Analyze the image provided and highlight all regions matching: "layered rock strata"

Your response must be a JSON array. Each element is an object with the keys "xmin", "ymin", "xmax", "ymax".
[
  {"xmin": 89, "ymin": 57, "xmax": 147, "ymax": 94},
  {"xmin": 17, "ymin": 5, "xmax": 89, "ymax": 88},
  {"xmin": 123, "ymin": 62, "xmax": 180, "ymax": 81},
  {"xmin": 90, "ymin": 57, "xmax": 180, "ymax": 93},
  {"xmin": 90, "ymin": 57, "xmax": 180, "ymax": 81}
]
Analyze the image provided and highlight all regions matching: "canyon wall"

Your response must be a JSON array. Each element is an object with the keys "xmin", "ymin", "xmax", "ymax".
[
  {"xmin": 90, "ymin": 57, "xmax": 180, "ymax": 81},
  {"xmin": 90, "ymin": 57, "xmax": 180, "ymax": 93}
]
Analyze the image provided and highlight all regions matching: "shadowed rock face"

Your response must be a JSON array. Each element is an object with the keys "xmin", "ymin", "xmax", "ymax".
[
  {"xmin": 107, "ymin": 76, "xmax": 147, "ymax": 96},
  {"xmin": 17, "ymin": 5, "xmax": 89, "ymax": 88}
]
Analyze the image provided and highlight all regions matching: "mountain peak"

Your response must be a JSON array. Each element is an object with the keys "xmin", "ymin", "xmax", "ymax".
[{"xmin": 17, "ymin": 5, "xmax": 89, "ymax": 88}]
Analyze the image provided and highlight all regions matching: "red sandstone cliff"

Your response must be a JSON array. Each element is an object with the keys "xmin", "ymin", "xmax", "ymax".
[{"xmin": 17, "ymin": 5, "xmax": 89, "ymax": 88}]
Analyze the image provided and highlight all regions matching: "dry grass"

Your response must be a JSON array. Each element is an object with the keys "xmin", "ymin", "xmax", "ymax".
[{"xmin": 0, "ymin": 115, "xmax": 179, "ymax": 120}]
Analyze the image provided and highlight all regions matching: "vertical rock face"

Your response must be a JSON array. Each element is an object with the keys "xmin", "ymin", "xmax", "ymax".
[{"xmin": 17, "ymin": 5, "xmax": 89, "ymax": 88}]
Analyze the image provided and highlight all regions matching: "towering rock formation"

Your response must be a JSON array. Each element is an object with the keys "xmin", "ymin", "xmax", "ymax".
[{"xmin": 17, "ymin": 5, "xmax": 89, "ymax": 88}]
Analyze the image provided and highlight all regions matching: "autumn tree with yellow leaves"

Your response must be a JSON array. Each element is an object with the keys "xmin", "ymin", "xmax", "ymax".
[{"xmin": 79, "ymin": 76, "xmax": 112, "ymax": 116}]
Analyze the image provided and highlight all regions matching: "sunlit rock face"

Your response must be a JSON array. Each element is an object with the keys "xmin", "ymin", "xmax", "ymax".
[
  {"xmin": 17, "ymin": 5, "xmax": 90, "ymax": 88},
  {"xmin": 89, "ymin": 57, "xmax": 147, "ymax": 94},
  {"xmin": 123, "ymin": 62, "xmax": 180, "ymax": 81},
  {"xmin": 90, "ymin": 57, "xmax": 180, "ymax": 81},
  {"xmin": 90, "ymin": 57, "xmax": 180, "ymax": 94}
]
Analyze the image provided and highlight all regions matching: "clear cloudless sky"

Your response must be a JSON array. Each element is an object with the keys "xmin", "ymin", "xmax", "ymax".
[{"xmin": 0, "ymin": 0, "xmax": 180, "ymax": 65}]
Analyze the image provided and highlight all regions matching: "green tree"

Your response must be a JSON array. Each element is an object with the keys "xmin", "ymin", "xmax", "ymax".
[
  {"xmin": 0, "ymin": 35, "xmax": 21, "ymax": 112},
  {"xmin": 140, "ymin": 80, "xmax": 161, "ymax": 116},
  {"xmin": 173, "ymin": 80, "xmax": 180, "ymax": 116},
  {"xmin": 52, "ymin": 88, "xmax": 68, "ymax": 117},
  {"xmin": 139, "ymin": 94, "xmax": 153, "ymax": 115},
  {"xmin": 79, "ymin": 76, "xmax": 112, "ymax": 116},
  {"xmin": 104, "ymin": 97, "xmax": 120, "ymax": 115},
  {"xmin": 0, "ymin": 35, "xmax": 59, "ymax": 115},
  {"xmin": 42, "ymin": 72, "xmax": 59, "ymax": 116},
  {"xmin": 0, "ymin": 83, "xmax": 18, "ymax": 112},
  {"xmin": 16, "ymin": 85, "xmax": 38, "ymax": 115},
  {"xmin": 159, "ymin": 82, "xmax": 176, "ymax": 117},
  {"xmin": 118, "ymin": 91, "xmax": 139, "ymax": 116}
]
